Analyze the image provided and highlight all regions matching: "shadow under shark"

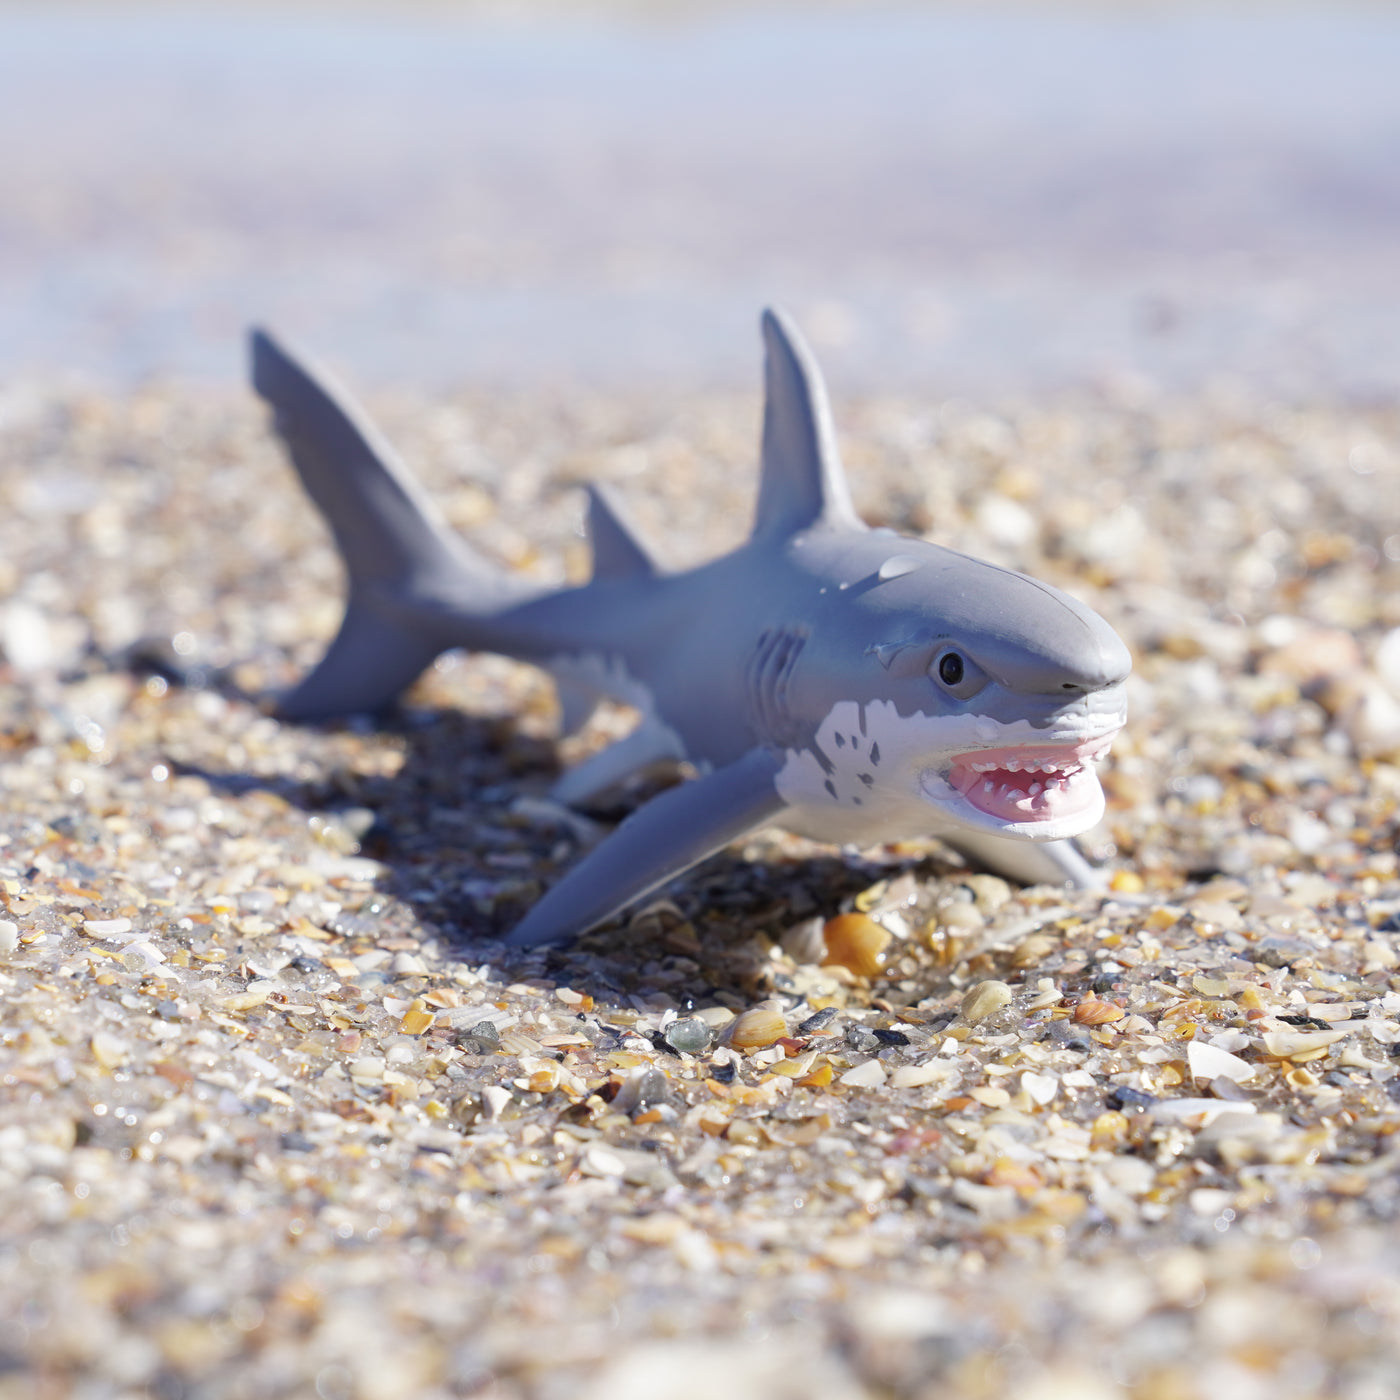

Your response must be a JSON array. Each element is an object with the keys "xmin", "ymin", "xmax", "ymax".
[{"xmin": 250, "ymin": 310, "xmax": 1131, "ymax": 949}]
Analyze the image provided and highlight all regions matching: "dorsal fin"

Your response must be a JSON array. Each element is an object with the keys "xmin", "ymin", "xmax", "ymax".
[
  {"xmin": 586, "ymin": 483, "xmax": 658, "ymax": 580},
  {"xmin": 751, "ymin": 307, "xmax": 864, "ymax": 540}
]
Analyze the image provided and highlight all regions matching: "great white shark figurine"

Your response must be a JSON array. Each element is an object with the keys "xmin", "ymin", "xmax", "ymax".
[{"xmin": 250, "ymin": 310, "xmax": 1131, "ymax": 949}]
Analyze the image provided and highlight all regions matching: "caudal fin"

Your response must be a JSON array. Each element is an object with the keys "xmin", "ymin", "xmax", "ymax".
[{"xmin": 251, "ymin": 329, "xmax": 525, "ymax": 720}]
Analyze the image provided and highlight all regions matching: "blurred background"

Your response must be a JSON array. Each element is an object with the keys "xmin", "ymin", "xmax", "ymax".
[{"xmin": 2, "ymin": 1, "xmax": 1400, "ymax": 397}]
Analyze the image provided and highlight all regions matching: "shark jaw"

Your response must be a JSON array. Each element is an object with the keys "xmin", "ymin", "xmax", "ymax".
[
  {"xmin": 774, "ymin": 697, "xmax": 1124, "ymax": 847},
  {"xmin": 925, "ymin": 735, "xmax": 1116, "ymax": 841}
]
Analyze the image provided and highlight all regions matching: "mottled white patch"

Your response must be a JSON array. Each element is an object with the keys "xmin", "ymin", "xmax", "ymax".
[{"xmin": 775, "ymin": 697, "xmax": 1120, "ymax": 846}]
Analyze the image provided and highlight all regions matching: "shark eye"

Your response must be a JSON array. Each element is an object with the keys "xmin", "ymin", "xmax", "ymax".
[{"xmin": 932, "ymin": 648, "xmax": 988, "ymax": 699}]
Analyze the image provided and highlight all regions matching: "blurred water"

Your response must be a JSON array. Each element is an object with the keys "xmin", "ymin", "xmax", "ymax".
[{"xmin": 2, "ymin": 5, "xmax": 1400, "ymax": 394}]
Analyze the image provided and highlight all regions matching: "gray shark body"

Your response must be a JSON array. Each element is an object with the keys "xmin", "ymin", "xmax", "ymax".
[{"xmin": 251, "ymin": 311, "xmax": 1131, "ymax": 948}]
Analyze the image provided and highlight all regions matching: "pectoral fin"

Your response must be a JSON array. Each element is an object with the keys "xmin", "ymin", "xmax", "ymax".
[
  {"xmin": 549, "ymin": 719, "xmax": 685, "ymax": 808},
  {"xmin": 940, "ymin": 831, "xmax": 1105, "ymax": 891},
  {"xmin": 505, "ymin": 747, "xmax": 786, "ymax": 948}
]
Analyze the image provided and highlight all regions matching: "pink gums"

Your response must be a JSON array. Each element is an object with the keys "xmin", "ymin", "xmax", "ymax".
[{"xmin": 947, "ymin": 738, "xmax": 1112, "ymax": 823}]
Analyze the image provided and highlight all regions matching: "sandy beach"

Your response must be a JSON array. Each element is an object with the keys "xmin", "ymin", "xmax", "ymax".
[{"xmin": 0, "ymin": 367, "xmax": 1398, "ymax": 1398}]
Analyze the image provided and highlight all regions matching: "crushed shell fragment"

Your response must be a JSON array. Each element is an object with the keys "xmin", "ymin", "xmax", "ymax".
[
  {"xmin": 1072, "ymin": 997, "xmax": 1126, "ymax": 1025},
  {"xmin": 1262, "ymin": 1028, "xmax": 1347, "ymax": 1058},
  {"xmin": 820, "ymin": 913, "xmax": 892, "ymax": 977},
  {"xmin": 398, "ymin": 1000, "xmax": 434, "ymax": 1035},
  {"xmin": 83, "ymin": 917, "xmax": 133, "ymax": 939},
  {"xmin": 729, "ymin": 1006, "xmax": 788, "ymax": 1050},
  {"xmin": 839, "ymin": 1058, "xmax": 887, "ymax": 1087},
  {"xmin": 890, "ymin": 1062, "xmax": 955, "ymax": 1090},
  {"xmin": 1187, "ymin": 1040, "xmax": 1256, "ymax": 1083}
]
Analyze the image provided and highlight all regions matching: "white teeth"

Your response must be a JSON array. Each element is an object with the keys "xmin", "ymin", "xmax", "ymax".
[
  {"xmin": 1029, "ymin": 782, "xmax": 1043, "ymax": 796},
  {"xmin": 983, "ymin": 780, "xmax": 995, "ymax": 794},
  {"xmin": 961, "ymin": 742, "xmax": 1111, "ymax": 784}
]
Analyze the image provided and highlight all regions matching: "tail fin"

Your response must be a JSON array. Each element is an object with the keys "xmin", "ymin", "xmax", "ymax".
[{"xmin": 250, "ymin": 329, "xmax": 523, "ymax": 720}]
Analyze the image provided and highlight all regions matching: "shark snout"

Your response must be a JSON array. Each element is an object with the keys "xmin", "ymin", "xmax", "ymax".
[
  {"xmin": 1053, "ymin": 619, "xmax": 1133, "ymax": 694},
  {"xmin": 972, "ymin": 595, "xmax": 1132, "ymax": 697}
]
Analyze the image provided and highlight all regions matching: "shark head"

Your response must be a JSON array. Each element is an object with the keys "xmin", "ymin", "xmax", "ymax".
[
  {"xmin": 766, "ymin": 529, "xmax": 1130, "ymax": 845},
  {"xmin": 751, "ymin": 309, "xmax": 1131, "ymax": 848}
]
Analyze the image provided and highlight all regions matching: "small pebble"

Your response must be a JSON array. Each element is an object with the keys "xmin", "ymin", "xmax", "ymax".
[
  {"xmin": 845, "ymin": 1024, "xmax": 882, "ymax": 1053},
  {"xmin": 796, "ymin": 1007, "xmax": 838, "ymax": 1036},
  {"xmin": 480, "ymin": 1086, "xmax": 513, "ymax": 1121},
  {"xmin": 663, "ymin": 1017, "xmax": 712, "ymax": 1055},
  {"xmin": 1255, "ymin": 937, "xmax": 1314, "ymax": 968},
  {"xmin": 90, "ymin": 1032, "xmax": 128, "ymax": 1069},
  {"xmin": 889, "ymin": 1062, "xmax": 950, "ymax": 1089},
  {"xmin": 871, "ymin": 1027, "xmax": 910, "ymax": 1047},
  {"xmin": 780, "ymin": 917, "xmax": 827, "ymax": 964},
  {"xmin": 457, "ymin": 1020, "xmax": 500, "ymax": 1054},
  {"xmin": 960, "ymin": 980, "xmax": 1013, "ymax": 1023},
  {"xmin": 960, "ymin": 874, "xmax": 1012, "ymax": 911},
  {"xmin": 1108, "ymin": 1086, "xmax": 1158, "ymax": 1112},
  {"xmin": 581, "ymin": 1145, "xmax": 627, "ymax": 1178},
  {"xmin": 939, "ymin": 902, "xmax": 985, "ymax": 933},
  {"xmin": 1010, "ymin": 932, "xmax": 1058, "ymax": 968},
  {"xmin": 695, "ymin": 1006, "xmax": 736, "ymax": 1029},
  {"xmin": 618, "ymin": 1067, "xmax": 673, "ymax": 1116}
]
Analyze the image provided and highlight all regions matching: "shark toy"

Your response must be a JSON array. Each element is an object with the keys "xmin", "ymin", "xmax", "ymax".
[{"xmin": 251, "ymin": 310, "xmax": 1131, "ymax": 949}]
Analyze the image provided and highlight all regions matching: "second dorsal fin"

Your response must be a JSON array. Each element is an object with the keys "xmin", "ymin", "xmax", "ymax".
[
  {"xmin": 586, "ymin": 483, "xmax": 658, "ymax": 580},
  {"xmin": 751, "ymin": 307, "xmax": 864, "ymax": 540}
]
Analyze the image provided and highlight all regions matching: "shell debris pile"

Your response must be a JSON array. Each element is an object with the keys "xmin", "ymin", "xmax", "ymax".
[{"xmin": 0, "ymin": 382, "xmax": 1398, "ymax": 1399}]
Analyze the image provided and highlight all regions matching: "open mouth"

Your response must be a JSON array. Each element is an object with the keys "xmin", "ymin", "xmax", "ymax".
[{"xmin": 947, "ymin": 738, "xmax": 1114, "ymax": 824}]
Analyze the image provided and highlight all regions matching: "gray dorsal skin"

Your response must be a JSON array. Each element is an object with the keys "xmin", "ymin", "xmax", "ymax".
[{"xmin": 250, "ymin": 309, "xmax": 1132, "ymax": 949}]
